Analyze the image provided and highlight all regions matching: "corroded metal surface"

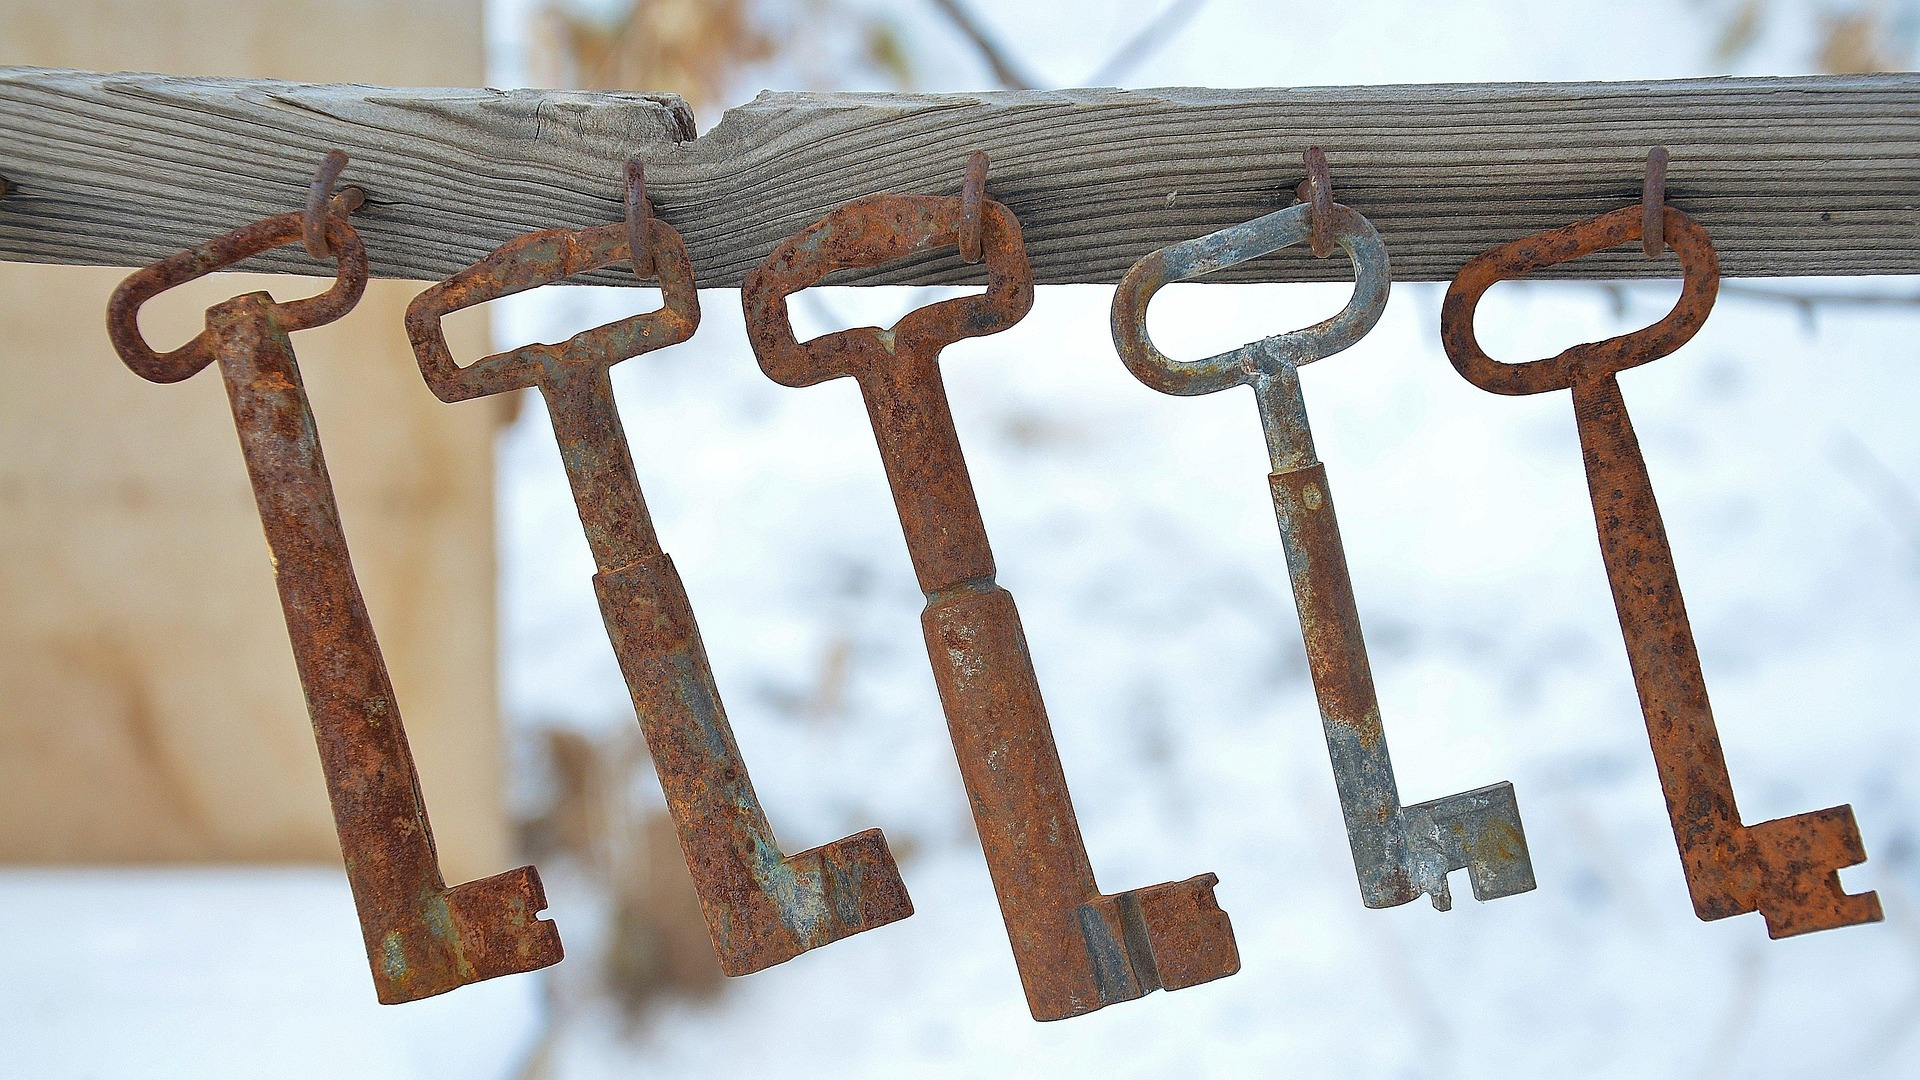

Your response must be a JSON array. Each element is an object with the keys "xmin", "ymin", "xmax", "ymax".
[
  {"xmin": 744, "ymin": 191, "xmax": 1239, "ymax": 1022},
  {"xmin": 1441, "ymin": 202, "xmax": 1882, "ymax": 938},
  {"xmin": 1112, "ymin": 199, "xmax": 1537, "ymax": 910},
  {"xmin": 407, "ymin": 211, "xmax": 910, "ymax": 976},
  {"xmin": 1641, "ymin": 147, "xmax": 1669, "ymax": 259},
  {"xmin": 1295, "ymin": 145, "xmax": 1336, "ymax": 259},
  {"xmin": 957, "ymin": 151, "xmax": 988, "ymax": 264},
  {"xmin": 106, "ymin": 205, "xmax": 563, "ymax": 1004},
  {"xmin": 623, "ymin": 159, "xmax": 655, "ymax": 279}
]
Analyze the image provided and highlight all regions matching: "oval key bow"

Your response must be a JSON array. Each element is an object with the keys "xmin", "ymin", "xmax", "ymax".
[{"xmin": 1111, "ymin": 199, "xmax": 1390, "ymax": 398}]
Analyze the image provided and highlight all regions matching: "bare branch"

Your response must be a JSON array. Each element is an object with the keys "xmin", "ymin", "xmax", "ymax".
[
  {"xmin": 1086, "ymin": 0, "xmax": 1211, "ymax": 86},
  {"xmin": 1606, "ymin": 282, "xmax": 1920, "ymax": 335},
  {"xmin": 1829, "ymin": 432, "xmax": 1920, "ymax": 558},
  {"xmin": 1721, "ymin": 283, "xmax": 1920, "ymax": 309},
  {"xmin": 925, "ymin": 0, "xmax": 1039, "ymax": 90}
]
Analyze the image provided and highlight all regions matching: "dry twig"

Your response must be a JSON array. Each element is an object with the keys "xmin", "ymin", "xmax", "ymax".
[
  {"xmin": 1086, "ymin": 0, "xmax": 1211, "ymax": 85},
  {"xmin": 926, "ymin": 0, "xmax": 1039, "ymax": 89}
]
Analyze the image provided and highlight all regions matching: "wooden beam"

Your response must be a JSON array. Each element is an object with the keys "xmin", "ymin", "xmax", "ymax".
[{"xmin": 3, "ymin": 66, "xmax": 1919, "ymax": 287}]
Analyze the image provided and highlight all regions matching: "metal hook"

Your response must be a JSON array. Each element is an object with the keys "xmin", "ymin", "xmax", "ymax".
[
  {"xmin": 624, "ymin": 158, "xmax": 655, "ymax": 280},
  {"xmin": 1294, "ymin": 146, "xmax": 1336, "ymax": 259},
  {"xmin": 303, "ymin": 149, "xmax": 365, "ymax": 260},
  {"xmin": 1642, "ymin": 146, "xmax": 1669, "ymax": 259},
  {"xmin": 958, "ymin": 151, "xmax": 989, "ymax": 264}
]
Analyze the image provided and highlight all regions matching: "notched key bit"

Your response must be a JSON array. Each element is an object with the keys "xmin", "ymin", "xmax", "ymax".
[
  {"xmin": 744, "ymin": 190, "xmax": 1238, "ymax": 1022},
  {"xmin": 1112, "ymin": 199, "xmax": 1537, "ymax": 911},
  {"xmin": 106, "ymin": 208, "xmax": 562, "ymax": 1004},
  {"xmin": 407, "ymin": 210, "xmax": 910, "ymax": 976},
  {"xmin": 1442, "ymin": 200, "xmax": 1881, "ymax": 938}
]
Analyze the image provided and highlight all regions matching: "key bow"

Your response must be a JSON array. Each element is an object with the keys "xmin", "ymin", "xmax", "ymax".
[
  {"xmin": 407, "ymin": 218, "xmax": 698, "ymax": 403},
  {"xmin": 746, "ymin": 193, "xmax": 1033, "ymax": 389},
  {"xmin": 1441, "ymin": 203, "xmax": 1719, "ymax": 397},
  {"xmin": 107, "ymin": 211, "xmax": 367, "ymax": 385},
  {"xmin": 1111, "ymin": 200, "xmax": 1390, "ymax": 398}
]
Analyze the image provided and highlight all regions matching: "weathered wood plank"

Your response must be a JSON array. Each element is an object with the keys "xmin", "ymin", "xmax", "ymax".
[{"xmin": 3, "ymin": 67, "xmax": 1919, "ymax": 286}]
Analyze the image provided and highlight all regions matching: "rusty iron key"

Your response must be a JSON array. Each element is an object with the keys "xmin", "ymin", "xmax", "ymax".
[
  {"xmin": 1441, "ymin": 200, "xmax": 1882, "ymax": 938},
  {"xmin": 742, "ymin": 184, "xmax": 1239, "ymax": 1022},
  {"xmin": 105, "ymin": 197, "xmax": 563, "ymax": 1004},
  {"xmin": 1111, "ymin": 198, "xmax": 1537, "ymax": 910},
  {"xmin": 406, "ymin": 187, "xmax": 911, "ymax": 976}
]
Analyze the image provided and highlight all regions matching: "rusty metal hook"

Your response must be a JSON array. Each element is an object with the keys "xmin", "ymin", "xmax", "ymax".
[
  {"xmin": 1440, "ymin": 204, "xmax": 1882, "ymax": 939},
  {"xmin": 745, "ymin": 191, "xmax": 1238, "ymax": 1022},
  {"xmin": 1294, "ymin": 146, "xmax": 1336, "ymax": 259},
  {"xmin": 1113, "ymin": 199, "xmax": 1536, "ymax": 912},
  {"xmin": 107, "ymin": 205, "xmax": 563, "ymax": 1004},
  {"xmin": 1642, "ymin": 146, "xmax": 1670, "ymax": 258},
  {"xmin": 303, "ymin": 149, "xmax": 366, "ymax": 259},
  {"xmin": 624, "ymin": 158, "xmax": 655, "ymax": 279},
  {"xmin": 958, "ymin": 150, "xmax": 989, "ymax": 264}
]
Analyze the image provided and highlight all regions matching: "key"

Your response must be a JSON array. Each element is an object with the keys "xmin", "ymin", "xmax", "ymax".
[
  {"xmin": 1441, "ymin": 201, "xmax": 1882, "ymax": 938},
  {"xmin": 406, "ymin": 198, "xmax": 911, "ymax": 976},
  {"xmin": 1111, "ymin": 198, "xmax": 1536, "ymax": 911},
  {"xmin": 743, "ymin": 187, "xmax": 1239, "ymax": 1022},
  {"xmin": 106, "ymin": 203, "xmax": 562, "ymax": 1004}
]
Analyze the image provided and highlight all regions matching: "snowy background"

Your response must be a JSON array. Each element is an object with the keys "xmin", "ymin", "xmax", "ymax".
[{"xmin": 9, "ymin": 1, "xmax": 1920, "ymax": 1076}]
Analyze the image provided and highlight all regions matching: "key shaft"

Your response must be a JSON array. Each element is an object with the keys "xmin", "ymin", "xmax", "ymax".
[
  {"xmin": 1257, "ymin": 363, "xmax": 1533, "ymax": 908},
  {"xmin": 1575, "ymin": 371, "xmax": 1879, "ymax": 937}
]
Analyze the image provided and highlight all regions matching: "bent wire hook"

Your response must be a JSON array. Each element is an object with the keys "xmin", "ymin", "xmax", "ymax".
[
  {"xmin": 743, "ymin": 174, "xmax": 1239, "ymax": 1023},
  {"xmin": 1111, "ymin": 196, "xmax": 1537, "ymax": 911},
  {"xmin": 105, "ymin": 161, "xmax": 563, "ymax": 1004},
  {"xmin": 406, "ymin": 171, "xmax": 911, "ymax": 976}
]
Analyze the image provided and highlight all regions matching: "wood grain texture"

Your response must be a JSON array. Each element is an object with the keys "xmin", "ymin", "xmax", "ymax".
[
  {"xmin": 0, "ymin": 68, "xmax": 694, "ymax": 283},
  {"xmin": 3, "ymin": 67, "xmax": 1920, "ymax": 286}
]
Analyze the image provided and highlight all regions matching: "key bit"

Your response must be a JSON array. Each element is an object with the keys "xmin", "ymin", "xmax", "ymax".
[
  {"xmin": 1112, "ymin": 197, "xmax": 1536, "ymax": 911},
  {"xmin": 743, "ymin": 186, "xmax": 1239, "ymax": 1023},
  {"xmin": 406, "ymin": 198, "xmax": 910, "ymax": 976},
  {"xmin": 105, "ymin": 196, "xmax": 562, "ymax": 1004},
  {"xmin": 1441, "ymin": 198, "xmax": 1881, "ymax": 938}
]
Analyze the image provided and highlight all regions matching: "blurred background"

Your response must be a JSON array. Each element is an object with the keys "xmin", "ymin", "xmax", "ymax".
[{"xmin": 4, "ymin": 0, "xmax": 1920, "ymax": 1075}]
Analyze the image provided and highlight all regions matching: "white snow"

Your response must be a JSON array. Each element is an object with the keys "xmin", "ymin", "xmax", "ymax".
[{"xmin": 7, "ymin": 2, "xmax": 1918, "ymax": 1076}]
